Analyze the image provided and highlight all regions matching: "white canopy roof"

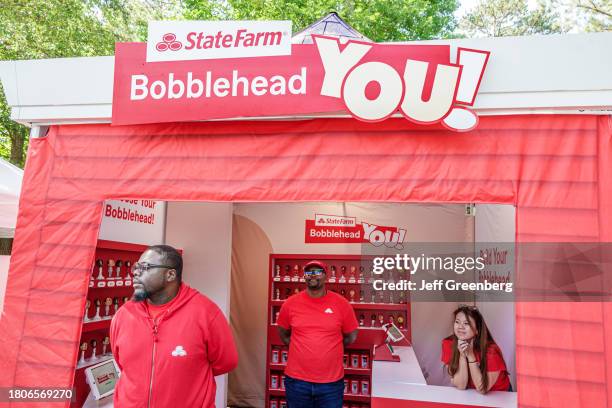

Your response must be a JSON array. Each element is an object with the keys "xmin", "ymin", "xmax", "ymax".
[
  {"xmin": 0, "ymin": 32, "xmax": 610, "ymax": 126},
  {"xmin": 0, "ymin": 158, "xmax": 23, "ymax": 236}
]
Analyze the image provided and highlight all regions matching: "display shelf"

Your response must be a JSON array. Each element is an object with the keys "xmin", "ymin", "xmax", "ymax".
[
  {"xmin": 75, "ymin": 355, "xmax": 114, "ymax": 370},
  {"xmin": 271, "ymin": 300, "xmax": 406, "ymax": 311},
  {"xmin": 270, "ymin": 363, "xmax": 286, "ymax": 370},
  {"xmin": 81, "ymin": 318, "xmax": 112, "ymax": 333},
  {"xmin": 357, "ymin": 327, "xmax": 409, "ymax": 333},
  {"xmin": 344, "ymin": 368, "xmax": 372, "ymax": 376},
  {"xmin": 88, "ymin": 280, "xmax": 133, "ymax": 289},
  {"xmin": 71, "ymin": 239, "xmax": 149, "ymax": 408},
  {"xmin": 269, "ymin": 389, "xmax": 286, "ymax": 396},
  {"xmin": 344, "ymin": 394, "xmax": 371, "ymax": 403},
  {"xmin": 352, "ymin": 303, "xmax": 406, "ymax": 311}
]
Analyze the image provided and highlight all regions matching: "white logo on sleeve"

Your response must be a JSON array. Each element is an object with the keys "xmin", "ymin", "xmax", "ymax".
[
  {"xmin": 171, "ymin": 345, "xmax": 187, "ymax": 357},
  {"xmin": 324, "ymin": 308, "xmax": 334, "ymax": 314}
]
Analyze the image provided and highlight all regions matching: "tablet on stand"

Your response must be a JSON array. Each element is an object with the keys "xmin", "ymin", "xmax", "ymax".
[{"xmin": 82, "ymin": 358, "xmax": 121, "ymax": 407}]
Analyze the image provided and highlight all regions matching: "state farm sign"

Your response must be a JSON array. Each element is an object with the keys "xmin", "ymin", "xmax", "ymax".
[
  {"xmin": 146, "ymin": 20, "xmax": 292, "ymax": 62},
  {"xmin": 305, "ymin": 215, "xmax": 407, "ymax": 249},
  {"xmin": 114, "ymin": 32, "xmax": 490, "ymax": 131}
]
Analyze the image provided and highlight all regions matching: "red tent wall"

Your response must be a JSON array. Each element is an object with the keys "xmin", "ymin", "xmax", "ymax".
[{"xmin": 0, "ymin": 115, "xmax": 610, "ymax": 407}]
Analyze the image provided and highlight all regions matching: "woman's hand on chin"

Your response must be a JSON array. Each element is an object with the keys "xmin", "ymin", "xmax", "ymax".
[
  {"xmin": 458, "ymin": 339, "xmax": 469, "ymax": 356},
  {"xmin": 466, "ymin": 339, "xmax": 477, "ymax": 360}
]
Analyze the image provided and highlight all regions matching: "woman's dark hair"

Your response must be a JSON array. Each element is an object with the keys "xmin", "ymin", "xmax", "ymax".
[{"xmin": 446, "ymin": 305, "xmax": 497, "ymax": 391}]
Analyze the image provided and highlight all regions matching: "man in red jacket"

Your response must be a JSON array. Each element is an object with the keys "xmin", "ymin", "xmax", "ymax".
[{"xmin": 110, "ymin": 245, "xmax": 238, "ymax": 408}]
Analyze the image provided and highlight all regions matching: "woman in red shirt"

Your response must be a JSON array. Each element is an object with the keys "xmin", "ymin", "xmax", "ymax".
[{"xmin": 441, "ymin": 305, "xmax": 511, "ymax": 393}]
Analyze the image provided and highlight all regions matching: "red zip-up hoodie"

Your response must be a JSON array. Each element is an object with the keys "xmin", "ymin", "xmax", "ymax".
[{"xmin": 110, "ymin": 284, "xmax": 238, "ymax": 408}]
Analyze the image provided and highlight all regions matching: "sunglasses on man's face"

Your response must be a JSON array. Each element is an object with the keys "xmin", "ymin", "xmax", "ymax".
[
  {"xmin": 304, "ymin": 268, "xmax": 325, "ymax": 276},
  {"xmin": 133, "ymin": 262, "xmax": 174, "ymax": 273}
]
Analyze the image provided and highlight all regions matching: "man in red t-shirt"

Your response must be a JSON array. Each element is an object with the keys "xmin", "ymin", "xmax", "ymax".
[{"xmin": 277, "ymin": 260, "xmax": 359, "ymax": 408}]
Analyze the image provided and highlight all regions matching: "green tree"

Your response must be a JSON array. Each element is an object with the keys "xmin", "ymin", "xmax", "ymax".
[
  {"xmin": 0, "ymin": 87, "xmax": 28, "ymax": 166},
  {"xmin": 575, "ymin": 0, "xmax": 611, "ymax": 31},
  {"xmin": 184, "ymin": 0, "xmax": 460, "ymax": 41},
  {"xmin": 459, "ymin": 0, "xmax": 563, "ymax": 37},
  {"xmin": 0, "ymin": 0, "xmax": 181, "ymax": 167}
]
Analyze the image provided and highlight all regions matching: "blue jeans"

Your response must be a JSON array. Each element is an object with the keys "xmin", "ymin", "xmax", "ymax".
[{"xmin": 284, "ymin": 375, "xmax": 344, "ymax": 408}]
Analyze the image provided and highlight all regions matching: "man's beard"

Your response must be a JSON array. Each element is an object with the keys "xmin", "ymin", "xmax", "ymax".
[
  {"xmin": 307, "ymin": 279, "xmax": 323, "ymax": 290},
  {"xmin": 132, "ymin": 288, "xmax": 149, "ymax": 302}
]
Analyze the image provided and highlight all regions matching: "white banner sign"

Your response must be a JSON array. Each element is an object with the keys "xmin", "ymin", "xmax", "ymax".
[
  {"xmin": 99, "ymin": 199, "xmax": 166, "ymax": 245},
  {"xmin": 146, "ymin": 20, "xmax": 292, "ymax": 62}
]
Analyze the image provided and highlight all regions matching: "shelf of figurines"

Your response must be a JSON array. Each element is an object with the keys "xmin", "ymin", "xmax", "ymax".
[
  {"xmin": 270, "ymin": 300, "xmax": 405, "ymax": 311},
  {"xmin": 82, "ymin": 295, "xmax": 131, "ymax": 331},
  {"xmin": 271, "ymin": 284, "xmax": 409, "ymax": 305},
  {"xmin": 272, "ymin": 263, "xmax": 410, "ymax": 286},
  {"xmin": 270, "ymin": 284, "xmax": 409, "ymax": 330},
  {"xmin": 89, "ymin": 258, "xmax": 134, "ymax": 288},
  {"xmin": 269, "ymin": 323, "xmax": 409, "ymax": 333},
  {"xmin": 76, "ymin": 332, "xmax": 113, "ymax": 370}
]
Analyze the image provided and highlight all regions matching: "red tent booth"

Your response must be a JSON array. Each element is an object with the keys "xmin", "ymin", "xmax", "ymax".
[{"xmin": 0, "ymin": 21, "xmax": 611, "ymax": 408}]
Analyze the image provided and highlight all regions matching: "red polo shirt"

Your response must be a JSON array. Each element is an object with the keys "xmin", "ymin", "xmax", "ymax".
[
  {"xmin": 441, "ymin": 337, "xmax": 511, "ymax": 391},
  {"xmin": 277, "ymin": 290, "xmax": 358, "ymax": 383}
]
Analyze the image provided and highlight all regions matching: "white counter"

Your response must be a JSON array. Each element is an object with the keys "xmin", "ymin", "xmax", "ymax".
[
  {"xmin": 372, "ymin": 346, "xmax": 427, "ymax": 385},
  {"xmin": 372, "ymin": 346, "xmax": 517, "ymax": 408}
]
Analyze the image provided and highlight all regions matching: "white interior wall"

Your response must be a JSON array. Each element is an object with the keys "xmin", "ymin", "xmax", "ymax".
[
  {"xmin": 475, "ymin": 204, "xmax": 516, "ymax": 390},
  {"xmin": 164, "ymin": 202, "xmax": 234, "ymax": 408}
]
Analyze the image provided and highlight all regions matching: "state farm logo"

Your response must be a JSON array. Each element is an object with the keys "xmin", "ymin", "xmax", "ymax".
[
  {"xmin": 155, "ymin": 29, "xmax": 285, "ymax": 53},
  {"xmin": 146, "ymin": 21, "xmax": 292, "ymax": 62},
  {"xmin": 183, "ymin": 29, "xmax": 285, "ymax": 50},
  {"xmin": 156, "ymin": 33, "xmax": 183, "ymax": 52}
]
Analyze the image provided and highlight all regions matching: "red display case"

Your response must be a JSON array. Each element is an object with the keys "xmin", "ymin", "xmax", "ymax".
[
  {"xmin": 71, "ymin": 240, "xmax": 149, "ymax": 407},
  {"xmin": 265, "ymin": 254, "xmax": 411, "ymax": 408}
]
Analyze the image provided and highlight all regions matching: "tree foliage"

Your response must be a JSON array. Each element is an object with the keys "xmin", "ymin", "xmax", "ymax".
[
  {"xmin": 183, "ymin": 0, "xmax": 460, "ymax": 41},
  {"xmin": 0, "ymin": 0, "xmax": 181, "ymax": 167},
  {"xmin": 459, "ymin": 0, "xmax": 563, "ymax": 37},
  {"xmin": 575, "ymin": 0, "xmax": 612, "ymax": 31},
  {"xmin": 1, "ymin": 0, "xmax": 609, "ymax": 167}
]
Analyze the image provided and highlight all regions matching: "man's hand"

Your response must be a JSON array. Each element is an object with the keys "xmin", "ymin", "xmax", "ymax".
[
  {"xmin": 278, "ymin": 326, "xmax": 292, "ymax": 346},
  {"xmin": 343, "ymin": 329, "xmax": 358, "ymax": 347}
]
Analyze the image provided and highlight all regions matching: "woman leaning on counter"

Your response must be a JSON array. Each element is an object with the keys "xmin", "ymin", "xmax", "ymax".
[{"xmin": 441, "ymin": 305, "xmax": 512, "ymax": 393}]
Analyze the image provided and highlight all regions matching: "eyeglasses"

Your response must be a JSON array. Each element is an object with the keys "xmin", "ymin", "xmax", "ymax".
[
  {"xmin": 133, "ymin": 262, "xmax": 174, "ymax": 273},
  {"xmin": 304, "ymin": 268, "xmax": 325, "ymax": 276}
]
